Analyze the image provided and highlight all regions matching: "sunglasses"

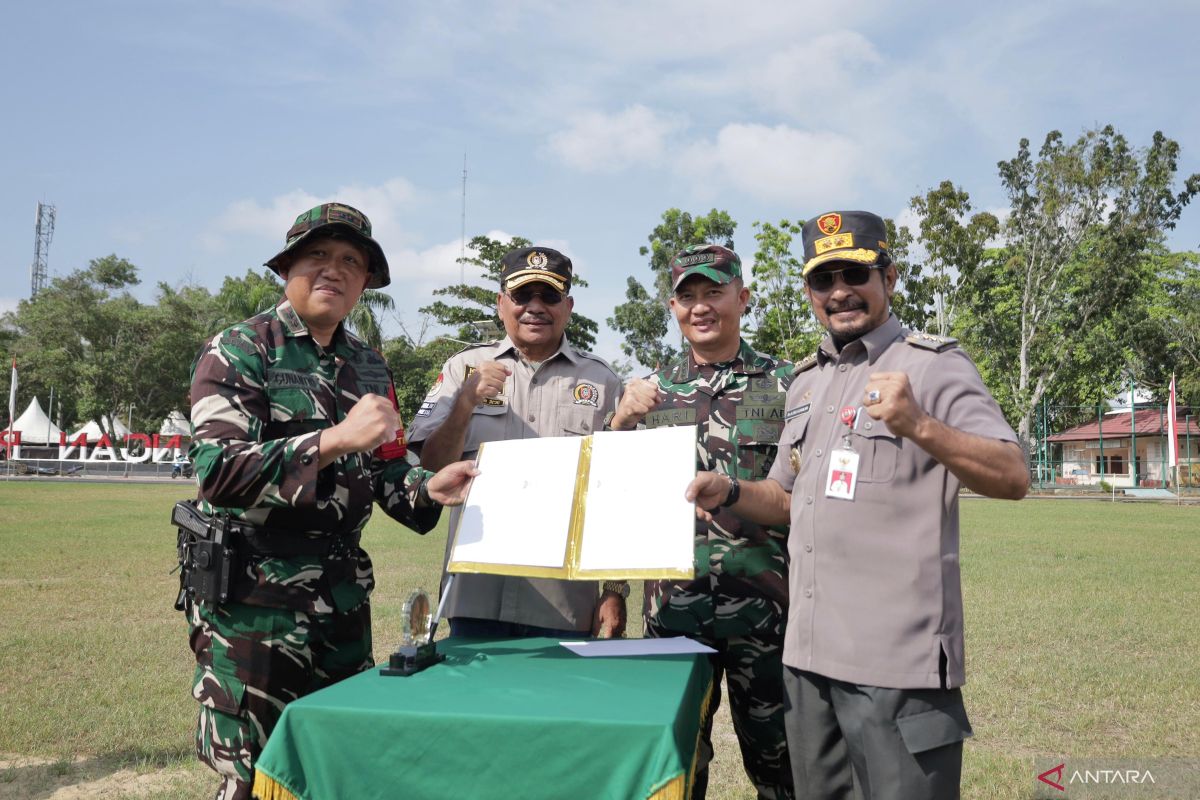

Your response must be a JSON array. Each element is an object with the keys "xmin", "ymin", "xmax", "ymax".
[
  {"xmin": 507, "ymin": 288, "xmax": 565, "ymax": 306},
  {"xmin": 805, "ymin": 264, "xmax": 885, "ymax": 293}
]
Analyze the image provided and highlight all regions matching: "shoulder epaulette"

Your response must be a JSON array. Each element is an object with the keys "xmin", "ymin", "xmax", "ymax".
[
  {"xmin": 577, "ymin": 349, "xmax": 620, "ymax": 377},
  {"xmin": 451, "ymin": 340, "xmax": 500, "ymax": 358},
  {"xmin": 793, "ymin": 353, "xmax": 819, "ymax": 373},
  {"xmin": 904, "ymin": 332, "xmax": 958, "ymax": 352}
]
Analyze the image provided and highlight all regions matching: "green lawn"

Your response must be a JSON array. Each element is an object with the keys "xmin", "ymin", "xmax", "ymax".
[{"xmin": 0, "ymin": 483, "xmax": 1196, "ymax": 798}]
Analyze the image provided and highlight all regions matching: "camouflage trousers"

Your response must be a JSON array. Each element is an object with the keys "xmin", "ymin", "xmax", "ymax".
[
  {"xmin": 647, "ymin": 619, "xmax": 794, "ymax": 800},
  {"xmin": 188, "ymin": 599, "xmax": 373, "ymax": 800}
]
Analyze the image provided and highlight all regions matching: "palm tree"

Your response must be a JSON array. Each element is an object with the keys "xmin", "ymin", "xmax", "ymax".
[
  {"xmin": 212, "ymin": 269, "xmax": 283, "ymax": 332},
  {"xmin": 346, "ymin": 290, "xmax": 395, "ymax": 350}
]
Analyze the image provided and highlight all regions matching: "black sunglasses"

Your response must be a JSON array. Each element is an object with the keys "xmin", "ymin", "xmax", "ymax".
[
  {"xmin": 805, "ymin": 264, "xmax": 885, "ymax": 293},
  {"xmin": 507, "ymin": 287, "xmax": 565, "ymax": 306}
]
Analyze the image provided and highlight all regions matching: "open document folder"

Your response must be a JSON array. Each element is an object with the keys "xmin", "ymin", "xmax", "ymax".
[{"xmin": 448, "ymin": 425, "xmax": 697, "ymax": 581}]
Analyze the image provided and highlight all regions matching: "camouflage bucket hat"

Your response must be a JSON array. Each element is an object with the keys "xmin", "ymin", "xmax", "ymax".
[
  {"xmin": 265, "ymin": 202, "xmax": 391, "ymax": 288},
  {"xmin": 670, "ymin": 244, "xmax": 742, "ymax": 291}
]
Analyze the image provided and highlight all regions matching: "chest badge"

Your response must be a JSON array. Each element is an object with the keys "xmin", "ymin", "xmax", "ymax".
[{"xmin": 573, "ymin": 382, "xmax": 599, "ymax": 407}]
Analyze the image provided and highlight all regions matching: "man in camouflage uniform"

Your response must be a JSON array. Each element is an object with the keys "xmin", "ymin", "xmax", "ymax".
[
  {"xmin": 610, "ymin": 244, "xmax": 794, "ymax": 799},
  {"xmin": 183, "ymin": 202, "xmax": 477, "ymax": 800},
  {"xmin": 408, "ymin": 246, "xmax": 628, "ymax": 638}
]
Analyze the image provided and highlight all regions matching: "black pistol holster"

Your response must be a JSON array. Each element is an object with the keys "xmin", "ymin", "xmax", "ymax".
[
  {"xmin": 173, "ymin": 500, "xmax": 236, "ymax": 611},
  {"xmin": 172, "ymin": 501, "xmax": 362, "ymax": 612}
]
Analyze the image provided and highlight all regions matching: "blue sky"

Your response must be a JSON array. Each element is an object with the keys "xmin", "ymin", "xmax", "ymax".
[{"xmin": 3, "ymin": 0, "xmax": 1199, "ymax": 365}]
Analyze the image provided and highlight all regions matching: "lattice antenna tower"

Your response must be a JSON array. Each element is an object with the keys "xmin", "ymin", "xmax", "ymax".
[{"xmin": 31, "ymin": 202, "xmax": 56, "ymax": 298}]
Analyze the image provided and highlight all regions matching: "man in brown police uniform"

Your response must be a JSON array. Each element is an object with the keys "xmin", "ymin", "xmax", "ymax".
[
  {"xmin": 407, "ymin": 246, "xmax": 627, "ymax": 638},
  {"xmin": 688, "ymin": 211, "xmax": 1028, "ymax": 799}
]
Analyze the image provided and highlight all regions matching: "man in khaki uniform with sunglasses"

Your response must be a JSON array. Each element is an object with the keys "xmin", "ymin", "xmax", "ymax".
[
  {"xmin": 687, "ymin": 211, "xmax": 1028, "ymax": 800},
  {"xmin": 407, "ymin": 246, "xmax": 628, "ymax": 639}
]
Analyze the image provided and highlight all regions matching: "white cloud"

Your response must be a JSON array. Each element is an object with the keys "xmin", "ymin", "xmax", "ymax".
[
  {"xmin": 676, "ymin": 123, "xmax": 864, "ymax": 205},
  {"xmin": 752, "ymin": 33, "xmax": 883, "ymax": 114},
  {"xmin": 203, "ymin": 178, "xmax": 419, "ymax": 254},
  {"xmin": 660, "ymin": 31, "xmax": 884, "ymax": 120},
  {"xmin": 385, "ymin": 230, "xmax": 576, "ymax": 291},
  {"xmin": 0, "ymin": 297, "xmax": 20, "ymax": 317},
  {"xmin": 546, "ymin": 105, "xmax": 686, "ymax": 172}
]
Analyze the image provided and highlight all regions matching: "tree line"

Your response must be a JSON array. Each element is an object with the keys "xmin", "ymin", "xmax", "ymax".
[{"xmin": 3, "ymin": 125, "xmax": 1197, "ymax": 447}]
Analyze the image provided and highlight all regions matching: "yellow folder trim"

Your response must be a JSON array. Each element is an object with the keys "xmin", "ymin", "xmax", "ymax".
[
  {"xmin": 564, "ymin": 436, "xmax": 592, "ymax": 576},
  {"xmin": 445, "ymin": 434, "xmax": 696, "ymax": 581},
  {"xmin": 572, "ymin": 566, "xmax": 696, "ymax": 580},
  {"xmin": 447, "ymin": 560, "xmax": 570, "ymax": 579}
]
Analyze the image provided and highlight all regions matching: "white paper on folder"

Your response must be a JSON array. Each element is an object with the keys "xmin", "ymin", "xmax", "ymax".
[
  {"xmin": 559, "ymin": 637, "xmax": 717, "ymax": 657},
  {"xmin": 451, "ymin": 436, "xmax": 582, "ymax": 568},
  {"xmin": 576, "ymin": 426, "xmax": 696, "ymax": 572}
]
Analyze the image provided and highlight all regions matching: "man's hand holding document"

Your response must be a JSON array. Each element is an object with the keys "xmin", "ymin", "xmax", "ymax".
[{"xmin": 448, "ymin": 425, "xmax": 697, "ymax": 581}]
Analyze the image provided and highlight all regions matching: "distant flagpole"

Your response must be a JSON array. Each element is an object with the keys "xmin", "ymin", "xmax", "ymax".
[
  {"xmin": 6, "ymin": 357, "xmax": 16, "ymax": 463},
  {"xmin": 1166, "ymin": 374, "xmax": 1180, "ymax": 497}
]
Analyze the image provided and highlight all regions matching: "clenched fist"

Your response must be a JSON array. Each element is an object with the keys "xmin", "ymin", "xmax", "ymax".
[
  {"xmin": 861, "ymin": 371, "xmax": 926, "ymax": 439},
  {"xmin": 462, "ymin": 361, "xmax": 511, "ymax": 407},
  {"xmin": 326, "ymin": 394, "xmax": 400, "ymax": 456},
  {"xmin": 610, "ymin": 378, "xmax": 663, "ymax": 430}
]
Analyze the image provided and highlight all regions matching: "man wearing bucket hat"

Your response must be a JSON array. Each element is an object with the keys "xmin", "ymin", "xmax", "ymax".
[
  {"xmin": 609, "ymin": 244, "xmax": 796, "ymax": 799},
  {"xmin": 180, "ymin": 202, "xmax": 478, "ymax": 800},
  {"xmin": 407, "ymin": 245, "xmax": 628, "ymax": 640},
  {"xmin": 686, "ymin": 211, "xmax": 1028, "ymax": 799}
]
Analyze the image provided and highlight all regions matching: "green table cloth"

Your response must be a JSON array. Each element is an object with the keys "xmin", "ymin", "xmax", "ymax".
[{"xmin": 252, "ymin": 637, "xmax": 713, "ymax": 800}]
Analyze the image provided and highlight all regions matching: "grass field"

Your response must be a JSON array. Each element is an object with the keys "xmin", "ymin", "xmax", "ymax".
[{"xmin": 0, "ymin": 483, "xmax": 1197, "ymax": 799}]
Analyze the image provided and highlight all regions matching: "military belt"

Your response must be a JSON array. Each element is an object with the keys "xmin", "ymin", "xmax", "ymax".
[{"xmin": 171, "ymin": 500, "xmax": 361, "ymax": 558}]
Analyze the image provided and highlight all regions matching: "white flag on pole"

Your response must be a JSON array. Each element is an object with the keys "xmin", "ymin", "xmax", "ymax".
[
  {"xmin": 1166, "ymin": 374, "xmax": 1179, "ymax": 469},
  {"xmin": 7, "ymin": 357, "xmax": 15, "ymax": 429},
  {"xmin": 6, "ymin": 357, "xmax": 15, "ymax": 455}
]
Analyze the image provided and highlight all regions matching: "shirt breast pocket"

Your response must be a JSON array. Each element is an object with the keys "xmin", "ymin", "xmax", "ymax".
[
  {"xmin": 560, "ymin": 406, "xmax": 599, "ymax": 437},
  {"xmin": 853, "ymin": 421, "xmax": 901, "ymax": 483},
  {"xmin": 778, "ymin": 416, "xmax": 810, "ymax": 477},
  {"xmin": 466, "ymin": 403, "xmax": 509, "ymax": 451},
  {"xmin": 735, "ymin": 420, "xmax": 785, "ymax": 479},
  {"xmin": 264, "ymin": 388, "xmax": 330, "ymax": 441}
]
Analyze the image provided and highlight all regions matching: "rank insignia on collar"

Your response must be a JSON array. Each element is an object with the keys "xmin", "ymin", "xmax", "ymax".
[
  {"xmin": 573, "ymin": 382, "xmax": 599, "ymax": 407},
  {"xmin": 816, "ymin": 213, "xmax": 842, "ymax": 236}
]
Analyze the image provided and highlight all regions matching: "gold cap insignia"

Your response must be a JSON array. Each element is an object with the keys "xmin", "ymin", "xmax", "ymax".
[
  {"xmin": 814, "ymin": 233, "xmax": 855, "ymax": 255},
  {"xmin": 817, "ymin": 213, "xmax": 842, "ymax": 236},
  {"xmin": 527, "ymin": 251, "xmax": 549, "ymax": 269}
]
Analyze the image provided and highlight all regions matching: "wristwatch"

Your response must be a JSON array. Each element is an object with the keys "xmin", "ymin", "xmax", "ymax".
[
  {"xmin": 416, "ymin": 476, "xmax": 435, "ymax": 507},
  {"xmin": 721, "ymin": 475, "xmax": 741, "ymax": 507},
  {"xmin": 602, "ymin": 580, "xmax": 630, "ymax": 598}
]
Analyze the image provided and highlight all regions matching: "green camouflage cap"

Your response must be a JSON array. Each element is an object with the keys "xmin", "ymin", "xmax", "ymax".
[
  {"xmin": 265, "ymin": 203, "xmax": 391, "ymax": 288},
  {"xmin": 670, "ymin": 244, "xmax": 742, "ymax": 291}
]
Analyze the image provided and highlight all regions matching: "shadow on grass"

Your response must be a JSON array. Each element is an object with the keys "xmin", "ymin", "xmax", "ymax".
[{"xmin": 0, "ymin": 745, "xmax": 198, "ymax": 800}]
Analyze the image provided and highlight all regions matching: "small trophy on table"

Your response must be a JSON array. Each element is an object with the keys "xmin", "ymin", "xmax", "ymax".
[{"xmin": 381, "ymin": 585, "xmax": 448, "ymax": 677}]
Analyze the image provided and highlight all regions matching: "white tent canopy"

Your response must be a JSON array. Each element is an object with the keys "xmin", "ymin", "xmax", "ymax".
[
  {"xmin": 70, "ymin": 415, "xmax": 133, "ymax": 442},
  {"xmin": 9, "ymin": 397, "xmax": 64, "ymax": 444},
  {"xmin": 159, "ymin": 410, "xmax": 191, "ymax": 437}
]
